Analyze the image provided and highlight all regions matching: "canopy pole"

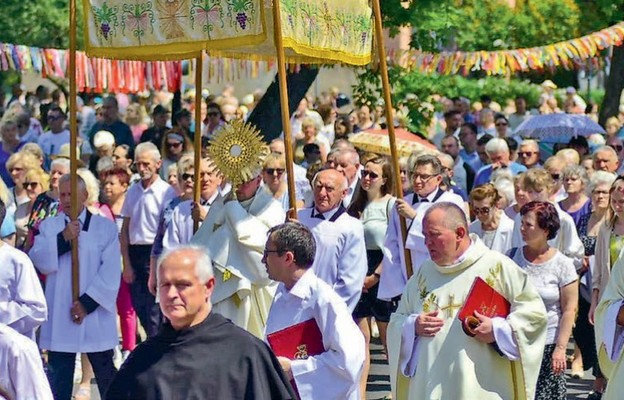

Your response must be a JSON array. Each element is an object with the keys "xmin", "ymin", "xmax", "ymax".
[
  {"xmin": 193, "ymin": 52, "xmax": 203, "ymax": 233},
  {"xmin": 271, "ymin": 0, "xmax": 297, "ymax": 218},
  {"xmin": 371, "ymin": 0, "xmax": 413, "ymax": 278},
  {"xmin": 69, "ymin": 0, "xmax": 80, "ymax": 300}
]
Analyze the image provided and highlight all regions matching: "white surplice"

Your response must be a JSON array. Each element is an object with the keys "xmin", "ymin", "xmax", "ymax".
[
  {"xmin": 162, "ymin": 193, "xmax": 219, "ymax": 251},
  {"xmin": 0, "ymin": 244, "xmax": 47, "ymax": 340},
  {"xmin": 265, "ymin": 269, "xmax": 365, "ymax": 400},
  {"xmin": 468, "ymin": 211, "xmax": 515, "ymax": 254},
  {"xmin": 379, "ymin": 190, "xmax": 465, "ymax": 300},
  {"xmin": 28, "ymin": 210, "xmax": 121, "ymax": 352},
  {"xmin": 0, "ymin": 323, "xmax": 53, "ymax": 400},
  {"xmin": 297, "ymin": 206, "xmax": 367, "ymax": 311}
]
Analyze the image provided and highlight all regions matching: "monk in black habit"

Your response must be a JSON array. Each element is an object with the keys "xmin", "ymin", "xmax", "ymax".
[{"xmin": 106, "ymin": 246, "xmax": 296, "ymax": 400}]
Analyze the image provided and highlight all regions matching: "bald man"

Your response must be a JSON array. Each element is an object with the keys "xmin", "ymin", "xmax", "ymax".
[
  {"xmin": 387, "ymin": 202, "xmax": 547, "ymax": 400},
  {"xmin": 297, "ymin": 169, "xmax": 367, "ymax": 311}
]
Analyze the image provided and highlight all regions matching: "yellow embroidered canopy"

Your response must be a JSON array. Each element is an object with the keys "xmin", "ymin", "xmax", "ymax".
[{"xmin": 82, "ymin": 0, "xmax": 373, "ymax": 65}]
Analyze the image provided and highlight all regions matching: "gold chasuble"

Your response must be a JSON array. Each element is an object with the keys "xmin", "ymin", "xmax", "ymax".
[
  {"xmin": 595, "ymin": 256, "xmax": 624, "ymax": 400},
  {"xmin": 388, "ymin": 235, "xmax": 547, "ymax": 400}
]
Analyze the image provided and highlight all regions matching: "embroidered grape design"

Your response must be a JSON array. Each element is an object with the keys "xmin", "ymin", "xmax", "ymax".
[
  {"xmin": 236, "ymin": 12, "xmax": 248, "ymax": 29},
  {"xmin": 101, "ymin": 22, "xmax": 111, "ymax": 39}
]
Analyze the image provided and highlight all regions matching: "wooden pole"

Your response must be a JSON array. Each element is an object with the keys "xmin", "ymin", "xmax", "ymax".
[
  {"xmin": 371, "ymin": 0, "xmax": 413, "ymax": 278},
  {"xmin": 271, "ymin": 0, "xmax": 297, "ymax": 218},
  {"xmin": 193, "ymin": 52, "xmax": 203, "ymax": 232},
  {"xmin": 69, "ymin": 0, "xmax": 80, "ymax": 300}
]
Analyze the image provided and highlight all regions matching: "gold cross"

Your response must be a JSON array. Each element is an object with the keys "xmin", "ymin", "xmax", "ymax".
[{"xmin": 438, "ymin": 294, "xmax": 464, "ymax": 318}]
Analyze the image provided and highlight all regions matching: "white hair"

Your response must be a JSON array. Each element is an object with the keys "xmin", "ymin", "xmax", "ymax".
[
  {"xmin": 157, "ymin": 245, "xmax": 214, "ymax": 284},
  {"xmin": 50, "ymin": 157, "xmax": 71, "ymax": 171},
  {"xmin": 135, "ymin": 142, "xmax": 161, "ymax": 162},
  {"xmin": 493, "ymin": 178, "xmax": 515, "ymax": 207},
  {"xmin": 59, "ymin": 173, "xmax": 87, "ymax": 195},
  {"xmin": 485, "ymin": 138, "xmax": 509, "ymax": 155},
  {"xmin": 587, "ymin": 170, "xmax": 617, "ymax": 194},
  {"xmin": 76, "ymin": 168, "xmax": 101, "ymax": 205},
  {"xmin": 437, "ymin": 153, "xmax": 454, "ymax": 169},
  {"xmin": 519, "ymin": 139, "xmax": 539, "ymax": 150}
]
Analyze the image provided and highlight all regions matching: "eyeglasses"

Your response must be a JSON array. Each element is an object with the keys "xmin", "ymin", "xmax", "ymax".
[
  {"xmin": 550, "ymin": 174, "xmax": 561, "ymax": 181},
  {"xmin": 518, "ymin": 151, "xmax": 537, "ymax": 157},
  {"xmin": 167, "ymin": 142, "xmax": 182, "ymax": 148},
  {"xmin": 412, "ymin": 173, "xmax": 438, "ymax": 182},
  {"xmin": 473, "ymin": 206, "xmax": 491, "ymax": 215},
  {"xmin": 263, "ymin": 248, "xmax": 281, "ymax": 258},
  {"xmin": 592, "ymin": 190, "xmax": 609, "ymax": 196},
  {"xmin": 207, "ymin": 111, "xmax": 220, "ymax": 117},
  {"xmin": 264, "ymin": 168, "xmax": 285, "ymax": 176},
  {"xmin": 23, "ymin": 182, "xmax": 39, "ymax": 190},
  {"xmin": 47, "ymin": 115, "xmax": 63, "ymax": 121},
  {"xmin": 182, "ymin": 173, "xmax": 195, "ymax": 181},
  {"xmin": 495, "ymin": 122, "xmax": 508, "ymax": 127},
  {"xmin": 610, "ymin": 144, "xmax": 624, "ymax": 152},
  {"xmin": 361, "ymin": 170, "xmax": 379, "ymax": 179}
]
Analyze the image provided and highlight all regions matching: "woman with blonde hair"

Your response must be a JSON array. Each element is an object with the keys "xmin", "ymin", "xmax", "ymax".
[
  {"xmin": 14, "ymin": 167, "xmax": 49, "ymax": 249},
  {"xmin": 125, "ymin": 103, "xmax": 148, "ymax": 144},
  {"xmin": 469, "ymin": 183, "xmax": 514, "ymax": 253},
  {"xmin": 294, "ymin": 117, "xmax": 329, "ymax": 164},
  {"xmin": 605, "ymin": 116, "xmax": 621, "ymax": 138},
  {"xmin": 261, "ymin": 153, "xmax": 301, "ymax": 211},
  {"xmin": 6, "ymin": 151, "xmax": 39, "ymax": 209}
]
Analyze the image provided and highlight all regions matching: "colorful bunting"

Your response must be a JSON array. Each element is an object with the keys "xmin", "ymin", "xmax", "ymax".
[{"xmin": 391, "ymin": 22, "xmax": 624, "ymax": 76}]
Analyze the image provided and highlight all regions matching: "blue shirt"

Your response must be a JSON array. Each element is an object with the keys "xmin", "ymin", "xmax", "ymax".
[
  {"xmin": 474, "ymin": 162, "xmax": 527, "ymax": 187},
  {"xmin": 459, "ymin": 149, "xmax": 482, "ymax": 174}
]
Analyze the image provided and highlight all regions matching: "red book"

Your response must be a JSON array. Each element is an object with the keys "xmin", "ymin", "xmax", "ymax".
[
  {"xmin": 266, "ymin": 318, "xmax": 325, "ymax": 360},
  {"xmin": 457, "ymin": 277, "xmax": 511, "ymax": 337}
]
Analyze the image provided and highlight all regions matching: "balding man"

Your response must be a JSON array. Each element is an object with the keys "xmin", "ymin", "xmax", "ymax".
[
  {"xmin": 387, "ymin": 202, "xmax": 547, "ymax": 400},
  {"xmin": 518, "ymin": 139, "xmax": 541, "ymax": 169},
  {"xmin": 297, "ymin": 169, "xmax": 367, "ymax": 311},
  {"xmin": 333, "ymin": 149, "xmax": 361, "ymax": 208},
  {"xmin": 474, "ymin": 138, "xmax": 527, "ymax": 187},
  {"xmin": 592, "ymin": 145, "xmax": 619, "ymax": 174},
  {"xmin": 106, "ymin": 246, "xmax": 296, "ymax": 399}
]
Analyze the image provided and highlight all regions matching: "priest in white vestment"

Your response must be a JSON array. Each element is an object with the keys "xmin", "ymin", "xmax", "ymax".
[
  {"xmin": 388, "ymin": 203, "xmax": 547, "ymax": 400},
  {"xmin": 0, "ymin": 194, "xmax": 47, "ymax": 340},
  {"xmin": 297, "ymin": 169, "xmax": 367, "ymax": 311},
  {"xmin": 263, "ymin": 222, "xmax": 365, "ymax": 400},
  {"xmin": 379, "ymin": 155, "xmax": 465, "ymax": 301},
  {"xmin": 191, "ymin": 171, "xmax": 285, "ymax": 338},
  {"xmin": 29, "ymin": 175, "xmax": 120, "ymax": 400},
  {"xmin": 595, "ymin": 253, "xmax": 624, "ymax": 400}
]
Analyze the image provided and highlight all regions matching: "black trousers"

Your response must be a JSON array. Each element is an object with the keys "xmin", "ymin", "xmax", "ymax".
[
  {"xmin": 128, "ymin": 244, "xmax": 161, "ymax": 338},
  {"xmin": 47, "ymin": 350, "xmax": 115, "ymax": 400}
]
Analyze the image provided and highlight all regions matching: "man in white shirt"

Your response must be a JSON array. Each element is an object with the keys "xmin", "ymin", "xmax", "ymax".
[
  {"xmin": 297, "ymin": 169, "xmax": 367, "ymax": 311},
  {"xmin": 269, "ymin": 139, "xmax": 312, "ymax": 206},
  {"xmin": 121, "ymin": 142, "xmax": 177, "ymax": 338},
  {"xmin": 38, "ymin": 105, "xmax": 70, "ymax": 163},
  {"xmin": 29, "ymin": 175, "xmax": 120, "ymax": 400},
  {"xmin": 333, "ymin": 149, "xmax": 361, "ymax": 208},
  {"xmin": 0, "ymin": 198, "xmax": 46, "ymax": 341},
  {"xmin": 264, "ymin": 222, "xmax": 365, "ymax": 400}
]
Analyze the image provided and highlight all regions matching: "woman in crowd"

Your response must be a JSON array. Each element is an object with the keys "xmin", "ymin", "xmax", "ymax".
[
  {"xmin": 347, "ymin": 156, "xmax": 395, "ymax": 399},
  {"xmin": 317, "ymin": 103, "xmax": 337, "ymax": 145},
  {"xmin": 102, "ymin": 166, "xmax": 137, "ymax": 363},
  {"xmin": 6, "ymin": 151, "xmax": 39, "ymax": 209},
  {"xmin": 125, "ymin": 103, "xmax": 148, "ymax": 144},
  {"xmin": 0, "ymin": 120, "xmax": 25, "ymax": 185},
  {"xmin": 159, "ymin": 129, "xmax": 192, "ymax": 181},
  {"xmin": 559, "ymin": 165, "xmax": 592, "ymax": 227},
  {"xmin": 14, "ymin": 167, "xmax": 48, "ymax": 250},
  {"xmin": 468, "ymin": 183, "xmax": 514, "ymax": 253},
  {"xmin": 509, "ymin": 201, "xmax": 578, "ymax": 400},
  {"xmin": 504, "ymin": 174, "xmax": 527, "ymax": 220},
  {"xmin": 261, "ymin": 153, "xmax": 289, "ymax": 211},
  {"xmin": 398, "ymin": 156, "xmax": 412, "ymax": 196},
  {"xmin": 112, "ymin": 144, "xmax": 133, "ymax": 171},
  {"xmin": 294, "ymin": 117, "xmax": 329, "ymax": 164},
  {"xmin": 24, "ymin": 158, "xmax": 70, "ymax": 251},
  {"xmin": 573, "ymin": 171, "xmax": 615, "ymax": 397},
  {"xmin": 334, "ymin": 115, "xmax": 353, "ymax": 141}
]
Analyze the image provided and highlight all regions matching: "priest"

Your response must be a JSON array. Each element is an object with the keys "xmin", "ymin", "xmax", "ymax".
[
  {"xmin": 387, "ymin": 202, "xmax": 547, "ymax": 400},
  {"xmin": 594, "ymin": 252, "xmax": 624, "ymax": 400},
  {"xmin": 106, "ymin": 246, "xmax": 296, "ymax": 399}
]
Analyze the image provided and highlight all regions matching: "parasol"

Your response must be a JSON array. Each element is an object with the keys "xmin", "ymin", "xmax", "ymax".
[
  {"xmin": 349, "ymin": 128, "xmax": 438, "ymax": 157},
  {"xmin": 514, "ymin": 113, "xmax": 606, "ymax": 143}
]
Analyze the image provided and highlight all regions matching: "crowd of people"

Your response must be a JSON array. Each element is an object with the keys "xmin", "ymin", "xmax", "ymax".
[{"xmin": 1, "ymin": 79, "xmax": 624, "ymax": 400}]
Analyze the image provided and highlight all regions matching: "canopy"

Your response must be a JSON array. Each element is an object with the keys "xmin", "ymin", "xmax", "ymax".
[
  {"xmin": 514, "ymin": 113, "xmax": 606, "ymax": 143},
  {"xmin": 349, "ymin": 128, "xmax": 438, "ymax": 157},
  {"xmin": 82, "ymin": 0, "xmax": 373, "ymax": 65}
]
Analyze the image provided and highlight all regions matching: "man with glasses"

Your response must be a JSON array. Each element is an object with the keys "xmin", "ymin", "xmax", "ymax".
[
  {"xmin": 518, "ymin": 139, "xmax": 541, "ymax": 169},
  {"xmin": 297, "ymin": 169, "xmax": 367, "ymax": 311},
  {"xmin": 120, "ymin": 142, "xmax": 177, "ymax": 338},
  {"xmin": 191, "ymin": 161, "xmax": 285, "ymax": 338},
  {"xmin": 379, "ymin": 155, "xmax": 465, "ymax": 303},
  {"xmin": 140, "ymin": 105, "xmax": 171, "ymax": 147},
  {"xmin": 474, "ymin": 138, "xmax": 527, "ymax": 187},
  {"xmin": 592, "ymin": 145, "xmax": 620, "ymax": 174},
  {"xmin": 606, "ymin": 136, "xmax": 624, "ymax": 175},
  {"xmin": 38, "ymin": 106, "xmax": 70, "ymax": 162}
]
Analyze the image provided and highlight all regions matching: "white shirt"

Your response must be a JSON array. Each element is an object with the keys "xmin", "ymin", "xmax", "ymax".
[
  {"xmin": 37, "ymin": 129, "xmax": 70, "ymax": 157},
  {"xmin": 0, "ymin": 323, "xmax": 53, "ymax": 400},
  {"xmin": 121, "ymin": 178, "xmax": 177, "ymax": 245},
  {"xmin": 163, "ymin": 192, "xmax": 219, "ymax": 250},
  {"xmin": 265, "ymin": 269, "xmax": 364, "ymax": 400},
  {"xmin": 343, "ymin": 178, "xmax": 359, "ymax": 208},
  {"xmin": 0, "ymin": 245, "xmax": 47, "ymax": 340},
  {"xmin": 297, "ymin": 206, "xmax": 367, "ymax": 311},
  {"xmin": 453, "ymin": 157, "xmax": 468, "ymax": 193},
  {"xmin": 29, "ymin": 210, "xmax": 121, "ymax": 352},
  {"xmin": 469, "ymin": 211, "xmax": 515, "ymax": 254}
]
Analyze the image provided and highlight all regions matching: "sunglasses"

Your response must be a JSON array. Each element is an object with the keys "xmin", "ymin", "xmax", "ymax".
[
  {"xmin": 495, "ymin": 122, "xmax": 508, "ymax": 126},
  {"xmin": 182, "ymin": 173, "xmax": 195, "ymax": 181},
  {"xmin": 264, "ymin": 168, "xmax": 285, "ymax": 176},
  {"xmin": 473, "ymin": 206, "xmax": 491, "ymax": 215},
  {"xmin": 47, "ymin": 115, "xmax": 63, "ymax": 121},
  {"xmin": 518, "ymin": 151, "xmax": 537, "ymax": 157},
  {"xmin": 550, "ymin": 174, "xmax": 561, "ymax": 181},
  {"xmin": 361, "ymin": 170, "xmax": 379, "ymax": 179},
  {"xmin": 23, "ymin": 182, "xmax": 39, "ymax": 190},
  {"xmin": 167, "ymin": 141, "xmax": 183, "ymax": 148}
]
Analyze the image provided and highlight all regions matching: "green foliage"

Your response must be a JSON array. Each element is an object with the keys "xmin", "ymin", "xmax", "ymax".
[{"xmin": 0, "ymin": 0, "xmax": 84, "ymax": 49}]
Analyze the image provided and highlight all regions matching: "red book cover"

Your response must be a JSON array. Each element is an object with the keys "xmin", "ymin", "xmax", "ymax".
[
  {"xmin": 457, "ymin": 277, "xmax": 511, "ymax": 337},
  {"xmin": 267, "ymin": 318, "xmax": 325, "ymax": 360}
]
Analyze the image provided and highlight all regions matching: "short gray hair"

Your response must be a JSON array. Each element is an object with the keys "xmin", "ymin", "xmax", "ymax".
[
  {"xmin": 485, "ymin": 138, "xmax": 509, "ymax": 155},
  {"xmin": 135, "ymin": 142, "xmax": 161, "ymax": 162},
  {"xmin": 267, "ymin": 222, "xmax": 316, "ymax": 268},
  {"xmin": 413, "ymin": 154, "xmax": 442, "ymax": 176},
  {"xmin": 59, "ymin": 173, "xmax": 87, "ymax": 195},
  {"xmin": 561, "ymin": 164, "xmax": 588, "ymax": 189},
  {"xmin": 50, "ymin": 157, "xmax": 71, "ymax": 172},
  {"xmin": 423, "ymin": 201, "xmax": 468, "ymax": 231},
  {"xmin": 519, "ymin": 139, "xmax": 539, "ymax": 150},
  {"xmin": 157, "ymin": 245, "xmax": 214, "ymax": 284},
  {"xmin": 593, "ymin": 145, "xmax": 618, "ymax": 160},
  {"xmin": 587, "ymin": 170, "xmax": 617, "ymax": 194},
  {"xmin": 76, "ymin": 168, "xmax": 101, "ymax": 205}
]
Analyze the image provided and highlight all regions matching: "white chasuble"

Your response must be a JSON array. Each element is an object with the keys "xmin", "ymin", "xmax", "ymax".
[
  {"xmin": 387, "ymin": 235, "xmax": 547, "ymax": 400},
  {"xmin": 191, "ymin": 189, "xmax": 285, "ymax": 338}
]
